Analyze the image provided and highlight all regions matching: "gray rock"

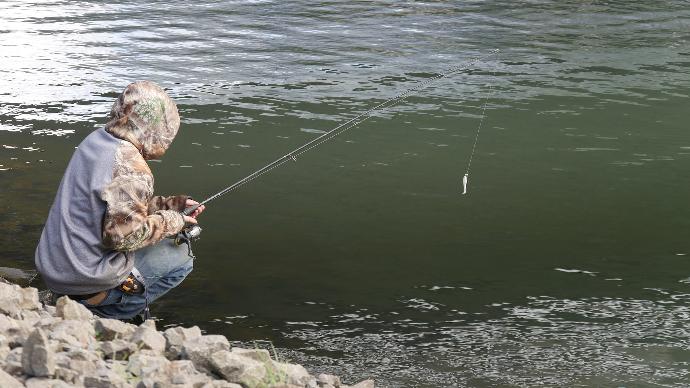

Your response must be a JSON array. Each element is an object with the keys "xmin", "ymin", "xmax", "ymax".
[
  {"xmin": 55, "ymin": 296, "xmax": 93, "ymax": 320},
  {"xmin": 44, "ymin": 305, "xmax": 57, "ymax": 316},
  {"xmin": 55, "ymin": 347, "xmax": 100, "ymax": 366},
  {"xmin": 36, "ymin": 316, "xmax": 59, "ymax": 330},
  {"xmin": 84, "ymin": 361, "xmax": 132, "ymax": 388},
  {"xmin": 0, "ymin": 282, "xmax": 22, "ymax": 317},
  {"xmin": 100, "ymin": 339, "xmax": 137, "ymax": 360},
  {"xmin": 4, "ymin": 346, "xmax": 24, "ymax": 375},
  {"xmin": 351, "ymin": 380, "xmax": 375, "ymax": 388},
  {"xmin": 126, "ymin": 350, "xmax": 170, "ymax": 378},
  {"xmin": 209, "ymin": 350, "xmax": 267, "ymax": 386},
  {"xmin": 169, "ymin": 359, "xmax": 212, "ymax": 386},
  {"xmin": 95, "ymin": 318, "xmax": 136, "ymax": 342},
  {"xmin": 201, "ymin": 381, "xmax": 244, "ymax": 388},
  {"xmin": 25, "ymin": 377, "xmax": 72, "ymax": 388},
  {"xmin": 230, "ymin": 347, "xmax": 271, "ymax": 362},
  {"xmin": 38, "ymin": 310, "xmax": 54, "ymax": 321},
  {"xmin": 0, "ymin": 314, "xmax": 19, "ymax": 333},
  {"xmin": 47, "ymin": 339, "xmax": 62, "ymax": 354},
  {"xmin": 49, "ymin": 320, "xmax": 95, "ymax": 349},
  {"xmin": 0, "ymin": 314, "xmax": 33, "ymax": 347},
  {"xmin": 53, "ymin": 352, "xmax": 70, "ymax": 367},
  {"xmin": 53, "ymin": 366, "xmax": 81, "ymax": 385},
  {"xmin": 272, "ymin": 361, "xmax": 312, "ymax": 386},
  {"xmin": 181, "ymin": 335, "xmax": 230, "ymax": 373},
  {"xmin": 127, "ymin": 349, "xmax": 178, "ymax": 388},
  {"xmin": 66, "ymin": 348, "xmax": 102, "ymax": 376},
  {"xmin": 0, "ymin": 350, "xmax": 8, "ymax": 367},
  {"xmin": 19, "ymin": 287, "xmax": 41, "ymax": 310},
  {"xmin": 318, "ymin": 373, "xmax": 341, "ymax": 387},
  {"xmin": 22, "ymin": 328, "xmax": 56, "ymax": 377},
  {"xmin": 0, "ymin": 368, "xmax": 23, "ymax": 388},
  {"xmin": 83, "ymin": 372, "xmax": 129, "ymax": 388},
  {"xmin": 164, "ymin": 325, "xmax": 202, "ymax": 358},
  {"xmin": 140, "ymin": 319, "xmax": 157, "ymax": 330},
  {"xmin": 131, "ymin": 324, "xmax": 166, "ymax": 353},
  {"xmin": 21, "ymin": 309, "xmax": 42, "ymax": 323},
  {"xmin": 168, "ymin": 358, "xmax": 196, "ymax": 375}
]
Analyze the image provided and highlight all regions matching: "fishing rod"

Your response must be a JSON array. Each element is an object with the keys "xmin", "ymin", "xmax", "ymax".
[{"xmin": 175, "ymin": 49, "xmax": 499, "ymax": 245}]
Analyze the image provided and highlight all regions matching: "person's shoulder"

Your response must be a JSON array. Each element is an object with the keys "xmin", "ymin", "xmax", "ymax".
[
  {"xmin": 75, "ymin": 127, "xmax": 122, "ymax": 153},
  {"xmin": 115, "ymin": 138, "xmax": 141, "ymax": 156},
  {"xmin": 113, "ymin": 139, "xmax": 151, "ymax": 177}
]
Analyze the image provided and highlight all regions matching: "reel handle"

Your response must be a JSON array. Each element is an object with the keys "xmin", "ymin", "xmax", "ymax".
[{"xmin": 174, "ymin": 224, "xmax": 203, "ymax": 246}]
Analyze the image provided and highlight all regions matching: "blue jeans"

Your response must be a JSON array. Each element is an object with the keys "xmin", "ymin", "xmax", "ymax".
[{"xmin": 80, "ymin": 239, "xmax": 194, "ymax": 320}]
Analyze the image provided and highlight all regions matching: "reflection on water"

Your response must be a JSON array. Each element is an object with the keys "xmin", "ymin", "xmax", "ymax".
[
  {"xmin": 1, "ymin": 1, "xmax": 690, "ymax": 386},
  {"xmin": 280, "ymin": 293, "xmax": 690, "ymax": 386}
]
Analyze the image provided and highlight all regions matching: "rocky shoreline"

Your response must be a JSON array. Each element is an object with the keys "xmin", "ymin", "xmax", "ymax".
[{"xmin": 0, "ymin": 281, "xmax": 374, "ymax": 388}]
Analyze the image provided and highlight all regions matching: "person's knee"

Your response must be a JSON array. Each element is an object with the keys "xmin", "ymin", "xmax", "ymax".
[
  {"xmin": 145, "ymin": 258, "xmax": 193, "ymax": 297},
  {"xmin": 134, "ymin": 239, "xmax": 195, "ymax": 278},
  {"xmin": 168, "ymin": 258, "xmax": 194, "ymax": 283},
  {"xmin": 182, "ymin": 258, "xmax": 194, "ymax": 274}
]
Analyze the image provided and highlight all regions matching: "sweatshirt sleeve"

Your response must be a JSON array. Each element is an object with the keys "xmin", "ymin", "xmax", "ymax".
[
  {"xmin": 100, "ymin": 142, "xmax": 185, "ymax": 252},
  {"xmin": 148, "ymin": 195, "xmax": 189, "ymax": 213}
]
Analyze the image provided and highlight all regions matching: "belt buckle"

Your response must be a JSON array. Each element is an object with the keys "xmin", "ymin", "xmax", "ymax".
[{"xmin": 118, "ymin": 273, "xmax": 145, "ymax": 295}]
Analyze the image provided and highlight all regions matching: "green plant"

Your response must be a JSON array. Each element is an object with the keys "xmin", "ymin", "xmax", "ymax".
[{"xmin": 248, "ymin": 341, "xmax": 289, "ymax": 388}]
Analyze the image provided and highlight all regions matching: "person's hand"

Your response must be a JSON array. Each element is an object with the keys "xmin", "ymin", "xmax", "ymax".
[
  {"xmin": 183, "ymin": 215, "xmax": 198, "ymax": 225},
  {"xmin": 185, "ymin": 199, "xmax": 205, "ymax": 219}
]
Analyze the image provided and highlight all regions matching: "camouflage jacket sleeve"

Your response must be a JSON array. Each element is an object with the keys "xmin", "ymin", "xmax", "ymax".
[
  {"xmin": 148, "ymin": 194, "xmax": 189, "ymax": 213},
  {"xmin": 101, "ymin": 142, "xmax": 185, "ymax": 252}
]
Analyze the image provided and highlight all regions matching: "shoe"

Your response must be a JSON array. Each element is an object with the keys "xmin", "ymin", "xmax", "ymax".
[{"xmin": 122, "ymin": 313, "xmax": 146, "ymax": 325}]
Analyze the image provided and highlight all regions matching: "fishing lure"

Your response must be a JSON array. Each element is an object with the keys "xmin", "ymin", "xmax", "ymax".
[{"xmin": 461, "ymin": 76, "xmax": 496, "ymax": 196}]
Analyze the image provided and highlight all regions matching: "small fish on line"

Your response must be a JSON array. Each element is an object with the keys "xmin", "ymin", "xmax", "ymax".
[{"xmin": 460, "ymin": 67, "xmax": 496, "ymax": 198}]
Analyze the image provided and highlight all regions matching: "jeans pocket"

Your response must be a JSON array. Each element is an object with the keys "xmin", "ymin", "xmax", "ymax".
[{"xmin": 81, "ymin": 288, "xmax": 125, "ymax": 308}]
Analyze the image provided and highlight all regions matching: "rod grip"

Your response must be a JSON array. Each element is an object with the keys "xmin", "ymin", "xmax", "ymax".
[{"xmin": 182, "ymin": 204, "xmax": 200, "ymax": 216}]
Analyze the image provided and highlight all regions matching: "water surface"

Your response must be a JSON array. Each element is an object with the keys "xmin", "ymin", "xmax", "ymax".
[{"xmin": 1, "ymin": 1, "xmax": 690, "ymax": 386}]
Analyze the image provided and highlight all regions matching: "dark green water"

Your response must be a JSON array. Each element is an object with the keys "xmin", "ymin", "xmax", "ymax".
[{"xmin": 2, "ymin": 1, "xmax": 690, "ymax": 386}]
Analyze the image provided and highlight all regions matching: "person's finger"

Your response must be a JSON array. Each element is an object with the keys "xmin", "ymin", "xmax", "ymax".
[
  {"xmin": 183, "ymin": 215, "xmax": 198, "ymax": 224},
  {"xmin": 192, "ymin": 205, "xmax": 205, "ymax": 218}
]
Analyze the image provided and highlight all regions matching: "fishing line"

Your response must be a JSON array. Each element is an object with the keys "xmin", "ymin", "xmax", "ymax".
[
  {"xmin": 462, "ymin": 73, "xmax": 496, "ymax": 195},
  {"xmin": 185, "ymin": 49, "xmax": 500, "ymax": 215}
]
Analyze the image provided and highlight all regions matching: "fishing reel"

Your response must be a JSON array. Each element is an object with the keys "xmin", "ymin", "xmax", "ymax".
[{"xmin": 174, "ymin": 224, "xmax": 203, "ymax": 246}]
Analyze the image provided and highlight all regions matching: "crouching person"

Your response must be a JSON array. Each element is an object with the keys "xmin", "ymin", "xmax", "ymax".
[{"xmin": 35, "ymin": 81, "xmax": 204, "ymax": 322}]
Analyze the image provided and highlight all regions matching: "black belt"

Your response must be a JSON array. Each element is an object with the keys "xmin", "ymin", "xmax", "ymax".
[{"xmin": 67, "ymin": 292, "xmax": 100, "ymax": 301}]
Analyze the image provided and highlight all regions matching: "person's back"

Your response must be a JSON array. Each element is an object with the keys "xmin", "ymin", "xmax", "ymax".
[
  {"xmin": 35, "ymin": 80, "xmax": 204, "ymax": 320},
  {"xmin": 36, "ymin": 128, "xmax": 131, "ymax": 295}
]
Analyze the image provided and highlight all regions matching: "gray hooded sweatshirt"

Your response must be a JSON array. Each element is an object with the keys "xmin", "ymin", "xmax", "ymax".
[{"xmin": 36, "ymin": 81, "xmax": 187, "ymax": 295}]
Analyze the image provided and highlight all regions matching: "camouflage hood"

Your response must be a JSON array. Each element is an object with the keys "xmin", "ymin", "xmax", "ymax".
[{"xmin": 105, "ymin": 81, "xmax": 180, "ymax": 160}]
